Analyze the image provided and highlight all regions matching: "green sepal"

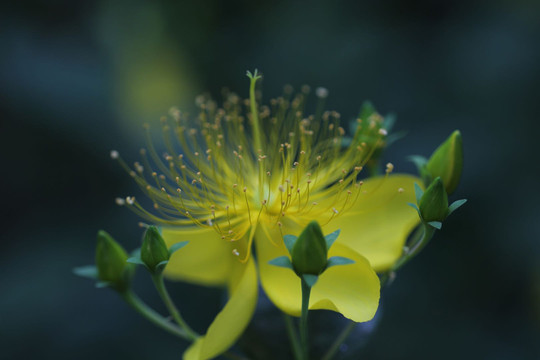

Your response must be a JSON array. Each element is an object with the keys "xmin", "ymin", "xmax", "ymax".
[
  {"xmin": 302, "ymin": 274, "xmax": 319, "ymax": 288},
  {"xmin": 326, "ymin": 256, "xmax": 355, "ymax": 269},
  {"xmin": 426, "ymin": 130, "xmax": 463, "ymax": 194},
  {"xmin": 291, "ymin": 221, "xmax": 328, "ymax": 276},
  {"xmin": 324, "ymin": 229, "xmax": 341, "ymax": 250},
  {"xmin": 73, "ymin": 265, "xmax": 98, "ymax": 280},
  {"xmin": 448, "ymin": 199, "xmax": 467, "ymax": 215},
  {"xmin": 169, "ymin": 241, "xmax": 189, "ymax": 256},
  {"xmin": 427, "ymin": 221, "xmax": 442, "ymax": 230},
  {"xmin": 283, "ymin": 235, "xmax": 297, "ymax": 255},
  {"xmin": 268, "ymin": 256, "xmax": 294, "ymax": 270}
]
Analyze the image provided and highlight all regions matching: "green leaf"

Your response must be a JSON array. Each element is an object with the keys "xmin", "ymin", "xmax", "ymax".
[
  {"xmin": 73, "ymin": 265, "xmax": 98, "ymax": 280},
  {"xmin": 268, "ymin": 256, "xmax": 293, "ymax": 270},
  {"xmin": 283, "ymin": 235, "xmax": 297, "ymax": 255},
  {"xmin": 169, "ymin": 241, "xmax": 189, "ymax": 256},
  {"xmin": 324, "ymin": 229, "xmax": 341, "ymax": 250},
  {"xmin": 326, "ymin": 256, "xmax": 355, "ymax": 269},
  {"xmin": 427, "ymin": 221, "xmax": 442, "ymax": 229},
  {"xmin": 302, "ymin": 274, "xmax": 319, "ymax": 287},
  {"xmin": 448, "ymin": 199, "xmax": 467, "ymax": 214}
]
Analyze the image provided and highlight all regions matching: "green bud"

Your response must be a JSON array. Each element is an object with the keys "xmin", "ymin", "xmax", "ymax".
[
  {"xmin": 291, "ymin": 221, "xmax": 328, "ymax": 275},
  {"xmin": 419, "ymin": 177, "xmax": 449, "ymax": 223},
  {"xmin": 95, "ymin": 230, "xmax": 132, "ymax": 290},
  {"xmin": 426, "ymin": 130, "xmax": 463, "ymax": 194},
  {"xmin": 141, "ymin": 226, "xmax": 170, "ymax": 273}
]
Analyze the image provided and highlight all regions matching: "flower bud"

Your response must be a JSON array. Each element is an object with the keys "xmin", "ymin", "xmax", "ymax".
[
  {"xmin": 95, "ymin": 230, "xmax": 132, "ymax": 290},
  {"xmin": 426, "ymin": 130, "xmax": 463, "ymax": 194},
  {"xmin": 419, "ymin": 177, "xmax": 449, "ymax": 222},
  {"xmin": 141, "ymin": 226, "xmax": 170, "ymax": 273},
  {"xmin": 291, "ymin": 221, "xmax": 328, "ymax": 275}
]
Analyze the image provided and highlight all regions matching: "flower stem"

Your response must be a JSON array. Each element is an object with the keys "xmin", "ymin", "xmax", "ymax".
[
  {"xmin": 151, "ymin": 273, "xmax": 199, "ymax": 341},
  {"xmin": 321, "ymin": 321, "xmax": 357, "ymax": 360},
  {"xmin": 120, "ymin": 290, "xmax": 191, "ymax": 340},
  {"xmin": 392, "ymin": 223, "xmax": 435, "ymax": 272},
  {"xmin": 300, "ymin": 279, "xmax": 311, "ymax": 360},
  {"xmin": 283, "ymin": 314, "xmax": 302, "ymax": 360}
]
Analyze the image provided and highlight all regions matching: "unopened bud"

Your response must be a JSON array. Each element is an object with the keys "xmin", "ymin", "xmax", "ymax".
[
  {"xmin": 95, "ymin": 230, "xmax": 132, "ymax": 291},
  {"xmin": 426, "ymin": 130, "xmax": 463, "ymax": 194},
  {"xmin": 419, "ymin": 177, "xmax": 449, "ymax": 222},
  {"xmin": 291, "ymin": 221, "xmax": 328, "ymax": 275},
  {"xmin": 141, "ymin": 226, "xmax": 170, "ymax": 273}
]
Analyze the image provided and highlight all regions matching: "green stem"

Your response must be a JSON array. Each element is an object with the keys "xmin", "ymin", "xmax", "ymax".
[
  {"xmin": 152, "ymin": 274, "xmax": 199, "ymax": 340},
  {"xmin": 300, "ymin": 279, "xmax": 311, "ymax": 360},
  {"xmin": 321, "ymin": 321, "xmax": 357, "ymax": 360},
  {"xmin": 392, "ymin": 223, "xmax": 435, "ymax": 272},
  {"xmin": 120, "ymin": 290, "xmax": 190, "ymax": 340},
  {"xmin": 283, "ymin": 314, "xmax": 302, "ymax": 360}
]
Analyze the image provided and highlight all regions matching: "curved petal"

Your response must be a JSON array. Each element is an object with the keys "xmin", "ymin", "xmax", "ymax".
[
  {"xmin": 161, "ymin": 226, "xmax": 236, "ymax": 286},
  {"xmin": 256, "ymin": 224, "xmax": 380, "ymax": 322},
  {"xmin": 183, "ymin": 258, "xmax": 258, "ymax": 360},
  {"xmin": 323, "ymin": 174, "xmax": 422, "ymax": 272}
]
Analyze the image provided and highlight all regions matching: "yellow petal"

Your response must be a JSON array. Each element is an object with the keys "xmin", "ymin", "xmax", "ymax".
[
  {"xmin": 183, "ymin": 258, "xmax": 258, "ymax": 360},
  {"xmin": 323, "ymin": 174, "xmax": 421, "ymax": 272},
  {"xmin": 161, "ymin": 226, "xmax": 236, "ymax": 286},
  {"xmin": 256, "ymin": 224, "xmax": 380, "ymax": 322}
]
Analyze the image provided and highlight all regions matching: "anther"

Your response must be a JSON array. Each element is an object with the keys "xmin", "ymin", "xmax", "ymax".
[
  {"xmin": 386, "ymin": 163, "xmax": 394, "ymax": 173},
  {"xmin": 332, "ymin": 207, "xmax": 339, "ymax": 214},
  {"xmin": 126, "ymin": 196, "xmax": 135, "ymax": 205},
  {"xmin": 232, "ymin": 249, "xmax": 240, "ymax": 256},
  {"xmin": 398, "ymin": 188, "xmax": 404, "ymax": 193},
  {"xmin": 379, "ymin": 128, "xmax": 388, "ymax": 136},
  {"xmin": 110, "ymin": 150, "xmax": 119, "ymax": 159},
  {"xmin": 115, "ymin": 198, "xmax": 125, "ymax": 206}
]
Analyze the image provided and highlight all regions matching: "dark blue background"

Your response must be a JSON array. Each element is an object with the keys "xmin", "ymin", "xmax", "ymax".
[{"xmin": 1, "ymin": 0, "xmax": 539, "ymax": 359}]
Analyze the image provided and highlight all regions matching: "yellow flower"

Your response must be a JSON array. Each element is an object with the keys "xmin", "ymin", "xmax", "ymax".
[{"xmin": 113, "ymin": 71, "xmax": 420, "ymax": 359}]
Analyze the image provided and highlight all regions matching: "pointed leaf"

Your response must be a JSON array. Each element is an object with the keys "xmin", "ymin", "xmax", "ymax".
[
  {"xmin": 155, "ymin": 260, "xmax": 169, "ymax": 273},
  {"xmin": 169, "ymin": 241, "xmax": 189, "ymax": 256},
  {"xmin": 127, "ymin": 256, "xmax": 145, "ymax": 265},
  {"xmin": 448, "ymin": 199, "xmax": 467, "ymax": 214},
  {"xmin": 324, "ymin": 229, "xmax": 341, "ymax": 250},
  {"xmin": 95, "ymin": 281, "xmax": 111, "ymax": 288},
  {"xmin": 268, "ymin": 256, "xmax": 293, "ymax": 270},
  {"xmin": 407, "ymin": 202, "xmax": 419, "ymax": 212},
  {"xmin": 326, "ymin": 256, "xmax": 355, "ymax": 269},
  {"xmin": 73, "ymin": 265, "xmax": 98, "ymax": 280},
  {"xmin": 283, "ymin": 235, "xmax": 297, "ymax": 255},
  {"xmin": 302, "ymin": 274, "xmax": 318, "ymax": 287},
  {"xmin": 414, "ymin": 183, "xmax": 424, "ymax": 204},
  {"xmin": 428, "ymin": 221, "xmax": 442, "ymax": 229}
]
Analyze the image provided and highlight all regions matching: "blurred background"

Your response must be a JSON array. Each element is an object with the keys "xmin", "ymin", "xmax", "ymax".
[{"xmin": 1, "ymin": 0, "xmax": 539, "ymax": 359}]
